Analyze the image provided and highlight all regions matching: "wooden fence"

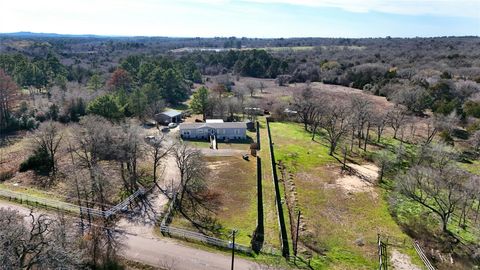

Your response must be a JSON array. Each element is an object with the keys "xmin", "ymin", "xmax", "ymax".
[
  {"xmin": 0, "ymin": 187, "xmax": 145, "ymax": 219},
  {"xmin": 413, "ymin": 241, "xmax": 436, "ymax": 270},
  {"xmin": 160, "ymin": 225, "xmax": 252, "ymax": 254},
  {"xmin": 378, "ymin": 234, "xmax": 388, "ymax": 270}
]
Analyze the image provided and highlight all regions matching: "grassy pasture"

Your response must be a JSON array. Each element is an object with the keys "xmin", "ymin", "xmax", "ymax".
[{"xmin": 269, "ymin": 121, "xmax": 422, "ymax": 269}]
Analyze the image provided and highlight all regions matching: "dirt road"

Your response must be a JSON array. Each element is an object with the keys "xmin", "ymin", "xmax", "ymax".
[{"xmin": 0, "ymin": 200, "xmax": 258, "ymax": 270}]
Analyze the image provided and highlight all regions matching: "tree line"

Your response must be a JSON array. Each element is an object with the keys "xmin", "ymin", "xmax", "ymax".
[{"xmin": 287, "ymin": 87, "xmax": 480, "ymax": 264}]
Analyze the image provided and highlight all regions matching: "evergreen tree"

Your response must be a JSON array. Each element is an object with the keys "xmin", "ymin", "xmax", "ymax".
[{"xmin": 190, "ymin": 86, "xmax": 210, "ymax": 121}]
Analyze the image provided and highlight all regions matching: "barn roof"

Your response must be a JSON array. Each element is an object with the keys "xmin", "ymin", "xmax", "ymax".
[{"xmin": 160, "ymin": 110, "xmax": 182, "ymax": 117}]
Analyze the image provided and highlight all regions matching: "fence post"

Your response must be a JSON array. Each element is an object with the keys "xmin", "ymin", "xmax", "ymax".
[{"xmin": 256, "ymin": 121, "xmax": 260, "ymax": 150}]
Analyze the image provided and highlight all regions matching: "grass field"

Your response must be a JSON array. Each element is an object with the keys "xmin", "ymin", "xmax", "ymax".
[
  {"xmin": 171, "ymin": 155, "xmax": 257, "ymax": 246},
  {"xmin": 269, "ymin": 121, "xmax": 423, "ymax": 269}
]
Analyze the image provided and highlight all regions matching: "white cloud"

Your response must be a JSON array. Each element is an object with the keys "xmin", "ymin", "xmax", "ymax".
[{"xmin": 241, "ymin": 0, "xmax": 480, "ymax": 18}]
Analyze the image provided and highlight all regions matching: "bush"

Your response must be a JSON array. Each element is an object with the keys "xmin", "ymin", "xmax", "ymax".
[
  {"xmin": 439, "ymin": 131, "xmax": 454, "ymax": 145},
  {"xmin": 19, "ymin": 146, "xmax": 53, "ymax": 176},
  {"xmin": 0, "ymin": 169, "xmax": 15, "ymax": 182},
  {"xmin": 35, "ymin": 111, "xmax": 47, "ymax": 122}
]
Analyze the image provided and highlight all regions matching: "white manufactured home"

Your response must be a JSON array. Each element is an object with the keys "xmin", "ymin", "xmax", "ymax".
[{"xmin": 179, "ymin": 122, "xmax": 247, "ymax": 141}]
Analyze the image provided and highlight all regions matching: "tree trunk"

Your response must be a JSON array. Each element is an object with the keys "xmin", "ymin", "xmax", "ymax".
[
  {"xmin": 441, "ymin": 215, "xmax": 450, "ymax": 233},
  {"xmin": 329, "ymin": 142, "xmax": 336, "ymax": 156},
  {"xmin": 379, "ymin": 163, "xmax": 385, "ymax": 183},
  {"xmin": 350, "ymin": 128, "xmax": 355, "ymax": 152},
  {"xmin": 475, "ymin": 198, "xmax": 480, "ymax": 224},
  {"xmin": 357, "ymin": 125, "xmax": 363, "ymax": 148},
  {"xmin": 364, "ymin": 124, "xmax": 370, "ymax": 151}
]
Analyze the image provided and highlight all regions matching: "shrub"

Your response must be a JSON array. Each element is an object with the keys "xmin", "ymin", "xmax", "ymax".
[
  {"xmin": 19, "ymin": 146, "xmax": 53, "ymax": 176},
  {"xmin": 0, "ymin": 169, "xmax": 15, "ymax": 182},
  {"xmin": 35, "ymin": 111, "xmax": 47, "ymax": 122}
]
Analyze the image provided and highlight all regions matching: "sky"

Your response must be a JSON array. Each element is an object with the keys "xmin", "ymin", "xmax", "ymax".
[{"xmin": 1, "ymin": 0, "xmax": 479, "ymax": 38}]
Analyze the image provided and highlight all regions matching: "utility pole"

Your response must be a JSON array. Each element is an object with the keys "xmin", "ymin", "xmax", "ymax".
[
  {"xmin": 294, "ymin": 210, "xmax": 301, "ymax": 262},
  {"xmin": 231, "ymin": 229, "xmax": 237, "ymax": 270}
]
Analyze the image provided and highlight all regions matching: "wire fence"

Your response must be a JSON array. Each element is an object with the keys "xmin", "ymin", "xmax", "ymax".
[
  {"xmin": 160, "ymin": 225, "xmax": 252, "ymax": 254},
  {"xmin": 0, "ymin": 187, "xmax": 145, "ymax": 219},
  {"xmin": 413, "ymin": 240, "xmax": 436, "ymax": 270}
]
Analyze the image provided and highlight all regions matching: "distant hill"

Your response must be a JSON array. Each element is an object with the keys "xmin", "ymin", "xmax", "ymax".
[{"xmin": 0, "ymin": 31, "xmax": 125, "ymax": 39}]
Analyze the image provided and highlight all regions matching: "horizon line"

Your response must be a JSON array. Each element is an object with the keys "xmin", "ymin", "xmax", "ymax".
[{"xmin": 1, "ymin": 31, "xmax": 478, "ymax": 40}]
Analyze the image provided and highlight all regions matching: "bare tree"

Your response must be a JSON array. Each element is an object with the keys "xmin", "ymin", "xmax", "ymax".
[
  {"xmin": 172, "ymin": 143, "xmax": 207, "ymax": 210},
  {"xmin": 424, "ymin": 116, "xmax": 439, "ymax": 145},
  {"xmin": 320, "ymin": 98, "xmax": 351, "ymax": 156},
  {"xmin": 437, "ymin": 111, "xmax": 459, "ymax": 144},
  {"xmin": 225, "ymin": 97, "xmax": 241, "ymax": 121},
  {"xmin": 0, "ymin": 208, "xmax": 85, "ymax": 269},
  {"xmin": 146, "ymin": 134, "xmax": 171, "ymax": 190},
  {"xmin": 309, "ymin": 107, "xmax": 322, "ymax": 141},
  {"xmin": 117, "ymin": 124, "xmax": 144, "ymax": 193},
  {"xmin": 372, "ymin": 111, "xmax": 388, "ymax": 143},
  {"xmin": 0, "ymin": 69, "xmax": 19, "ymax": 128},
  {"xmin": 350, "ymin": 95, "xmax": 373, "ymax": 150},
  {"xmin": 392, "ymin": 86, "xmax": 429, "ymax": 114},
  {"xmin": 259, "ymin": 81, "xmax": 265, "ymax": 93},
  {"xmin": 397, "ymin": 145, "xmax": 467, "ymax": 233},
  {"xmin": 32, "ymin": 121, "xmax": 63, "ymax": 179},
  {"xmin": 72, "ymin": 116, "xmax": 116, "ymax": 212},
  {"xmin": 246, "ymin": 82, "xmax": 257, "ymax": 97},
  {"xmin": 471, "ymin": 176, "xmax": 480, "ymax": 224},
  {"xmin": 171, "ymin": 143, "xmax": 211, "ymax": 228},
  {"xmin": 275, "ymin": 74, "xmax": 291, "ymax": 86},
  {"xmin": 375, "ymin": 150, "xmax": 395, "ymax": 183},
  {"xmin": 212, "ymin": 83, "xmax": 226, "ymax": 99},
  {"xmin": 71, "ymin": 116, "xmax": 122, "ymax": 257},
  {"xmin": 469, "ymin": 130, "xmax": 480, "ymax": 156},
  {"xmin": 292, "ymin": 86, "xmax": 317, "ymax": 131},
  {"xmin": 387, "ymin": 106, "xmax": 407, "ymax": 140}
]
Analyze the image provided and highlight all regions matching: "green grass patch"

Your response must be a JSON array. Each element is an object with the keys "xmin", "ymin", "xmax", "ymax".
[
  {"xmin": 268, "ymin": 121, "xmax": 423, "ymax": 269},
  {"xmin": 0, "ymin": 183, "xmax": 63, "ymax": 201},
  {"xmin": 171, "ymin": 155, "xmax": 257, "ymax": 246},
  {"xmin": 269, "ymin": 122, "xmax": 336, "ymax": 171},
  {"xmin": 459, "ymin": 159, "xmax": 480, "ymax": 175}
]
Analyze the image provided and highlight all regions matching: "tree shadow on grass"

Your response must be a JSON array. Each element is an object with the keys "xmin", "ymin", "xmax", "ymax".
[{"xmin": 176, "ymin": 190, "xmax": 226, "ymax": 237}]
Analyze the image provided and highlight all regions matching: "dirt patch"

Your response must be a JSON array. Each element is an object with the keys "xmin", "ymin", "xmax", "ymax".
[
  {"xmin": 206, "ymin": 160, "xmax": 229, "ymax": 170},
  {"xmin": 335, "ymin": 163, "xmax": 379, "ymax": 193},
  {"xmin": 390, "ymin": 249, "xmax": 422, "ymax": 270},
  {"xmin": 347, "ymin": 163, "xmax": 379, "ymax": 182},
  {"xmin": 336, "ymin": 175, "xmax": 373, "ymax": 193}
]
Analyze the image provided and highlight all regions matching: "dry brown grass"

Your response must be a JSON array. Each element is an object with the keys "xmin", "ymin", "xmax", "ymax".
[{"xmin": 0, "ymin": 124, "xmax": 128, "ymax": 206}]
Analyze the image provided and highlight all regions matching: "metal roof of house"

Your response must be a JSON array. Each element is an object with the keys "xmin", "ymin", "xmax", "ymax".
[
  {"xmin": 159, "ymin": 110, "xmax": 182, "ymax": 117},
  {"xmin": 205, "ymin": 119, "xmax": 224, "ymax": 123},
  {"xmin": 180, "ymin": 122, "xmax": 247, "ymax": 129}
]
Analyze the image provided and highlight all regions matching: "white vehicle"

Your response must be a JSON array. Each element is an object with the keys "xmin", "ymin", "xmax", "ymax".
[{"xmin": 168, "ymin": 122, "xmax": 178, "ymax": 128}]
